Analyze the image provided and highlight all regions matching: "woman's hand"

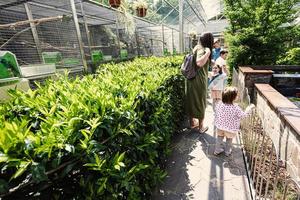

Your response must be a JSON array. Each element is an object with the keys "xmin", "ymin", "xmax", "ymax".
[
  {"xmin": 196, "ymin": 47, "xmax": 211, "ymax": 67},
  {"xmin": 204, "ymin": 47, "xmax": 211, "ymax": 54}
]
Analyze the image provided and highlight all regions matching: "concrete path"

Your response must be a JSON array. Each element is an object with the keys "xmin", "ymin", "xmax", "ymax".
[{"xmin": 152, "ymin": 99, "xmax": 252, "ymax": 200}]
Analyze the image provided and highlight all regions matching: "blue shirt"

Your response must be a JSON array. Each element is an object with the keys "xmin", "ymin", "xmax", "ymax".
[{"xmin": 212, "ymin": 48, "xmax": 221, "ymax": 61}]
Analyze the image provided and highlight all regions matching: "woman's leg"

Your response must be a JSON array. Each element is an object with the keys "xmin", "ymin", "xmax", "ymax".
[
  {"xmin": 198, "ymin": 118, "xmax": 208, "ymax": 133},
  {"xmin": 190, "ymin": 117, "xmax": 198, "ymax": 128}
]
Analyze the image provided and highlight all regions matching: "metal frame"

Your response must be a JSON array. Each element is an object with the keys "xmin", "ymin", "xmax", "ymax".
[
  {"xmin": 70, "ymin": 0, "xmax": 87, "ymax": 71},
  {"xmin": 0, "ymin": 0, "xmax": 217, "ymax": 77},
  {"xmin": 24, "ymin": 2, "xmax": 42, "ymax": 61}
]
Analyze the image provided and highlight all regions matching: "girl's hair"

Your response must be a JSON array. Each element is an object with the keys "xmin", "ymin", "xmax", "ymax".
[
  {"xmin": 214, "ymin": 64, "xmax": 222, "ymax": 74},
  {"xmin": 199, "ymin": 32, "xmax": 214, "ymax": 62},
  {"xmin": 222, "ymin": 86, "xmax": 238, "ymax": 104}
]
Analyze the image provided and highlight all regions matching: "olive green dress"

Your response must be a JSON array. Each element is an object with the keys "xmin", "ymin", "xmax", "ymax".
[{"xmin": 186, "ymin": 47, "xmax": 209, "ymax": 119}]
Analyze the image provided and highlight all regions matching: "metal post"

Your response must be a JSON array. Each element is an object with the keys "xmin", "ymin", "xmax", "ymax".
[
  {"xmin": 24, "ymin": 3, "xmax": 43, "ymax": 62},
  {"xmin": 135, "ymin": 30, "xmax": 140, "ymax": 57},
  {"xmin": 115, "ymin": 14, "xmax": 121, "ymax": 58},
  {"xmin": 162, "ymin": 24, "xmax": 165, "ymax": 56},
  {"xmin": 80, "ymin": 0, "xmax": 92, "ymax": 55},
  {"xmin": 70, "ymin": 0, "xmax": 87, "ymax": 72},
  {"xmin": 150, "ymin": 30, "xmax": 153, "ymax": 56},
  {"xmin": 171, "ymin": 28, "xmax": 174, "ymax": 54},
  {"xmin": 179, "ymin": 0, "xmax": 184, "ymax": 53}
]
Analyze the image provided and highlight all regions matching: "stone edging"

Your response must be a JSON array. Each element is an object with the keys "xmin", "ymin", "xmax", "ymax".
[
  {"xmin": 239, "ymin": 67, "xmax": 274, "ymax": 74},
  {"xmin": 255, "ymin": 83, "xmax": 300, "ymax": 137}
]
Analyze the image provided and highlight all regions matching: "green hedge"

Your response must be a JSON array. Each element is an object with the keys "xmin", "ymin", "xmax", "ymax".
[{"xmin": 0, "ymin": 56, "xmax": 185, "ymax": 199}]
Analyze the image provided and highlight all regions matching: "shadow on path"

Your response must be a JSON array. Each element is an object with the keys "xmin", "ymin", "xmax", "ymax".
[{"xmin": 152, "ymin": 118, "xmax": 250, "ymax": 200}]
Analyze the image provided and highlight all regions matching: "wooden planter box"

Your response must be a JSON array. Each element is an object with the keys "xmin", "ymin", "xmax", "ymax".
[
  {"xmin": 136, "ymin": 8, "xmax": 147, "ymax": 17},
  {"xmin": 109, "ymin": 0, "xmax": 121, "ymax": 8}
]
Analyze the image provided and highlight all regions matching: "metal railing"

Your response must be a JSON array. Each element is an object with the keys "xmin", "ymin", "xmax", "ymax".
[
  {"xmin": 232, "ymin": 67, "xmax": 300, "ymax": 200},
  {"xmin": 240, "ymin": 109, "xmax": 300, "ymax": 200}
]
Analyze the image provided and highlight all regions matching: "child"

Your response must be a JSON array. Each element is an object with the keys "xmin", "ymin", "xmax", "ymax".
[
  {"xmin": 208, "ymin": 64, "xmax": 227, "ymax": 110},
  {"xmin": 214, "ymin": 86, "xmax": 255, "ymax": 156}
]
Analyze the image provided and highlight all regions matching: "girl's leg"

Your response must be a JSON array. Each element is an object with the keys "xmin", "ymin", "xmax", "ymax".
[
  {"xmin": 225, "ymin": 137, "xmax": 233, "ymax": 156},
  {"xmin": 212, "ymin": 98, "xmax": 217, "ymax": 112},
  {"xmin": 213, "ymin": 98, "xmax": 221, "ymax": 111},
  {"xmin": 214, "ymin": 135, "xmax": 224, "ymax": 155}
]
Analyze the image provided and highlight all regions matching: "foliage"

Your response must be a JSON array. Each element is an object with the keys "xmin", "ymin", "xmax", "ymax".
[
  {"xmin": 117, "ymin": 0, "xmax": 136, "ymax": 36},
  {"xmin": 276, "ymin": 47, "xmax": 300, "ymax": 65},
  {"xmin": 133, "ymin": 0, "xmax": 148, "ymax": 9},
  {"xmin": 224, "ymin": 0, "xmax": 300, "ymax": 69},
  {"xmin": 0, "ymin": 56, "xmax": 185, "ymax": 199}
]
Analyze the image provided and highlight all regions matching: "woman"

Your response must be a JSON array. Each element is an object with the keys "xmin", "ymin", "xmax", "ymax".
[{"xmin": 186, "ymin": 32, "xmax": 214, "ymax": 133}]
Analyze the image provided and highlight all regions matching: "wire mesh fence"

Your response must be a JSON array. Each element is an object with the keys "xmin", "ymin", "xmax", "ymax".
[
  {"xmin": 0, "ymin": 0, "xmax": 185, "ymax": 79},
  {"xmin": 0, "ymin": 0, "xmax": 84, "ymax": 78}
]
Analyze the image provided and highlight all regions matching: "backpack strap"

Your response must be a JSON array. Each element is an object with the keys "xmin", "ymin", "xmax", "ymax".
[
  {"xmin": 208, "ymin": 74, "xmax": 221, "ymax": 85},
  {"xmin": 192, "ymin": 50, "xmax": 197, "ymax": 68}
]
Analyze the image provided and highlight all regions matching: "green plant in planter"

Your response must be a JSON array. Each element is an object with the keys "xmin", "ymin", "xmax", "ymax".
[
  {"xmin": 116, "ymin": 0, "xmax": 136, "ymax": 36},
  {"xmin": 133, "ymin": 0, "xmax": 148, "ymax": 17}
]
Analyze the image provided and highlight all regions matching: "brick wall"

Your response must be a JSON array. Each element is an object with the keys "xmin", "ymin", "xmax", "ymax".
[{"xmin": 236, "ymin": 67, "xmax": 273, "ymax": 103}]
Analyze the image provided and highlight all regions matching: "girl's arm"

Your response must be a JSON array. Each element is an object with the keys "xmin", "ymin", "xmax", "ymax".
[
  {"xmin": 208, "ymin": 71, "xmax": 213, "ymax": 79},
  {"xmin": 222, "ymin": 65, "xmax": 228, "ymax": 75},
  {"xmin": 236, "ymin": 104, "xmax": 255, "ymax": 119}
]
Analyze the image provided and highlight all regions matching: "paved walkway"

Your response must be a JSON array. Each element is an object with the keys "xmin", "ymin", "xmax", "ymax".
[{"xmin": 152, "ymin": 99, "xmax": 251, "ymax": 200}]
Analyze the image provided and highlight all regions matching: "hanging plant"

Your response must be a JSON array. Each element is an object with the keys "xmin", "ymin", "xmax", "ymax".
[
  {"xmin": 188, "ymin": 30, "xmax": 197, "ymax": 40},
  {"xmin": 133, "ymin": 0, "xmax": 148, "ymax": 17},
  {"xmin": 109, "ymin": 0, "xmax": 121, "ymax": 8},
  {"xmin": 116, "ymin": 0, "xmax": 136, "ymax": 36}
]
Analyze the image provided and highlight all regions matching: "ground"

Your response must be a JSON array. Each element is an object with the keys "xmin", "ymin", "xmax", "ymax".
[{"xmin": 152, "ymin": 99, "xmax": 252, "ymax": 200}]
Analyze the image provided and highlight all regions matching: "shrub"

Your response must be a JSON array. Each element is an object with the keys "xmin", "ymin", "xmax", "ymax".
[
  {"xmin": 276, "ymin": 47, "xmax": 300, "ymax": 65},
  {"xmin": 0, "ymin": 56, "xmax": 185, "ymax": 199}
]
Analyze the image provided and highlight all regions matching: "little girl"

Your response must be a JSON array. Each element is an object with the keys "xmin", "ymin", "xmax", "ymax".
[
  {"xmin": 214, "ymin": 86, "xmax": 255, "ymax": 156},
  {"xmin": 208, "ymin": 64, "xmax": 227, "ymax": 110}
]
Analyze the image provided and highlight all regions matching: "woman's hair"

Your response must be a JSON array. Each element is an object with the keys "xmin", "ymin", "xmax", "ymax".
[
  {"xmin": 199, "ymin": 32, "xmax": 214, "ymax": 61},
  {"xmin": 222, "ymin": 86, "xmax": 238, "ymax": 104}
]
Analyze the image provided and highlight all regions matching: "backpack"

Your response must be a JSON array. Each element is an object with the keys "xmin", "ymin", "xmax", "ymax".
[{"xmin": 181, "ymin": 51, "xmax": 197, "ymax": 79}]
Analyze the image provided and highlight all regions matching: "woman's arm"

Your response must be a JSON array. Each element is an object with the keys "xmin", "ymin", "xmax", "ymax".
[{"xmin": 196, "ymin": 48, "xmax": 211, "ymax": 68}]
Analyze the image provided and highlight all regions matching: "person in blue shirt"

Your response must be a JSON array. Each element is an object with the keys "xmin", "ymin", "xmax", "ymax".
[{"xmin": 212, "ymin": 38, "xmax": 221, "ymax": 61}]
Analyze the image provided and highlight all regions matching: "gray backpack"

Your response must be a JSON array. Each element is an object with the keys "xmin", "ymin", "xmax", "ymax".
[{"xmin": 181, "ymin": 51, "xmax": 197, "ymax": 79}]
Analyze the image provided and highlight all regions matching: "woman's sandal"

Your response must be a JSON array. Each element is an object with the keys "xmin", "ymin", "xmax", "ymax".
[
  {"xmin": 214, "ymin": 150, "xmax": 224, "ymax": 156},
  {"xmin": 199, "ymin": 126, "xmax": 209, "ymax": 134}
]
